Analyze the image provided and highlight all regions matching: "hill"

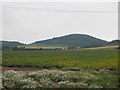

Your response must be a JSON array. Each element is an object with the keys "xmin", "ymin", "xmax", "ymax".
[
  {"xmin": 109, "ymin": 40, "xmax": 120, "ymax": 46},
  {"xmin": 0, "ymin": 41, "xmax": 25, "ymax": 47},
  {"xmin": 29, "ymin": 34, "xmax": 108, "ymax": 48}
]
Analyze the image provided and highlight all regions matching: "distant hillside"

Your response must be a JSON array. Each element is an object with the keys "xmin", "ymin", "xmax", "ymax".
[
  {"xmin": 29, "ymin": 34, "xmax": 108, "ymax": 48},
  {"xmin": 0, "ymin": 41, "xmax": 25, "ymax": 47},
  {"xmin": 109, "ymin": 40, "xmax": 120, "ymax": 46}
]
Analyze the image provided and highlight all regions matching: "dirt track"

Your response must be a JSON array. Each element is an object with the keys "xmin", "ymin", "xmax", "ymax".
[{"xmin": 0, "ymin": 66, "xmax": 42, "ymax": 72}]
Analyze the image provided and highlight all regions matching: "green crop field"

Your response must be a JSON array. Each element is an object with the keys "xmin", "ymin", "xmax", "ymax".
[{"xmin": 2, "ymin": 49, "xmax": 119, "ymax": 69}]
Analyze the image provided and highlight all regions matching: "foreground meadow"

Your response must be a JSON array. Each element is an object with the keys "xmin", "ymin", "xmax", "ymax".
[{"xmin": 1, "ymin": 48, "xmax": 120, "ymax": 88}]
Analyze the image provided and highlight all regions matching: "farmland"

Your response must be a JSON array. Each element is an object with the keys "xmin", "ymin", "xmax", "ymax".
[
  {"xmin": 2, "ymin": 49, "xmax": 119, "ymax": 69},
  {"xmin": 1, "ymin": 48, "xmax": 120, "ymax": 88}
]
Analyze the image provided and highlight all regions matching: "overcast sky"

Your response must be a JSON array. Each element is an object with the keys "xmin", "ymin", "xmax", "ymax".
[{"xmin": 1, "ymin": 2, "xmax": 118, "ymax": 44}]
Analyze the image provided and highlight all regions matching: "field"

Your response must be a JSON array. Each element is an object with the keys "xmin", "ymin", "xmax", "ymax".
[
  {"xmin": 1, "ymin": 48, "xmax": 120, "ymax": 88},
  {"xmin": 2, "ymin": 49, "xmax": 119, "ymax": 69}
]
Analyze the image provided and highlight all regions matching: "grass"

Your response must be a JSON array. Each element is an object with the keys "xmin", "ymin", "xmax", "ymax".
[{"xmin": 2, "ymin": 49, "xmax": 119, "ymax": 69}]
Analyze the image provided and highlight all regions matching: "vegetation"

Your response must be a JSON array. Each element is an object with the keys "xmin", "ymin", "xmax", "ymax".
[
  {"xmin": 32, "ymin": 34, "xmax": 108, "ymax": 48},
  {"xmin": 0, "ymin": 41, "xmax": 25, "ymax": 47},
  {"xmin": 2, "ymin": 49, "xmax": 118, "ymax": 69},
  {"xmin": 109, "ymin": 39, "xmax": 120, "ymax": 46},
  {"xmin": 2, "ymin": 69, "xmax": 119, "ymax": 88},
  {"xmin": 1, "ymin": 48, "xmax": 119, "ymax": 89},
  {"xmin": 1, "ymin": 38, "xmax": 119, "ymax": 89},
  {"xmin": 23, "ymin": 43, "xmax": 68, "ymax": 47},
  {"xmin": 1, "ymin": 35, "xmax": 119, "ymax": 50}
]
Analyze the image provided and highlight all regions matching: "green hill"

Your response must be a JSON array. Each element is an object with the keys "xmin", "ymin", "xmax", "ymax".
[
  {"xmin": 109, "ymin": 40, "xmax": 120, "ymax": 46},
  {"xmin": 0, "ymin": 41, "xmax": 25, "ymax": 47},
  {"xmin": 29, "ymin": 34, "xmax": 108, "ymax": 48}
]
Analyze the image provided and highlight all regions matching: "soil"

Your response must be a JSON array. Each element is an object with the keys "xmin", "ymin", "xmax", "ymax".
[{"xmin": 0, "ymin": 66, "xmax": 42, "ymax": 72}]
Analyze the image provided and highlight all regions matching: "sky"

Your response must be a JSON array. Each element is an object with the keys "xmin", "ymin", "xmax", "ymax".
[{"xmin": 1, "ymin": 1, "xmax": 118, "ymax": 44}]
